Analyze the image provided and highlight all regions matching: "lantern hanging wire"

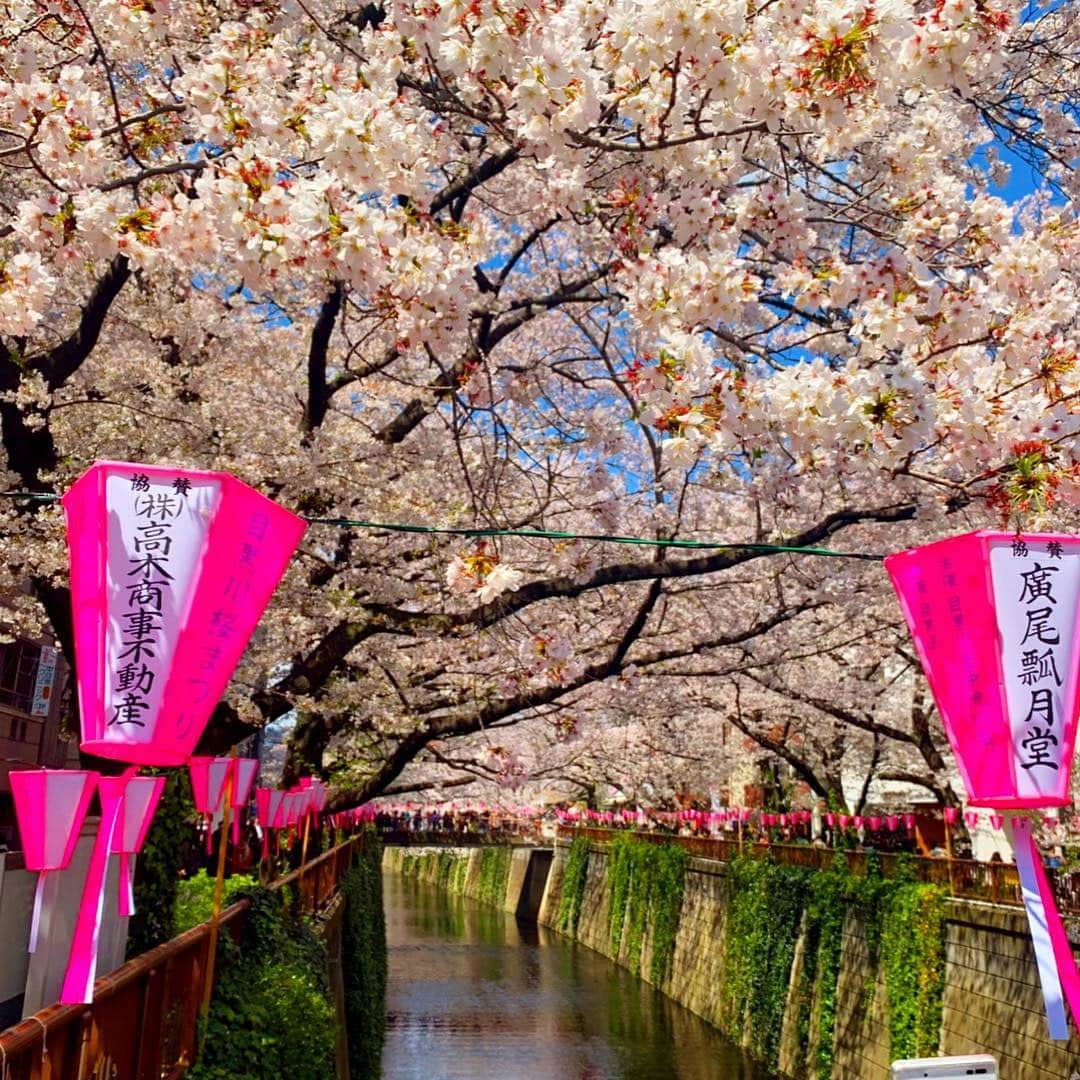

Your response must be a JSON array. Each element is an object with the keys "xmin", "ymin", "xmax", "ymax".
[{"xmin": 0, "ymin": 490, "xmax": 884, "ymax": 561}]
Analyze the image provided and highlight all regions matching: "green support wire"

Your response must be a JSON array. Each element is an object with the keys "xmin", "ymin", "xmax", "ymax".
[{"xmin": 0, "ymin": 491, "xmax": 883, "ymax": 561}]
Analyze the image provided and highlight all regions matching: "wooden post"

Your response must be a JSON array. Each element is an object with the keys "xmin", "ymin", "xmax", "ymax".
[
  {"xmin": 200, "ymin": 751, "xmax": 235, "ymax": 1030},
  {"xmin": 299, "ymin": 809, "xmax": 313, "ymax": 909},
  {"xmin": 944, "ymin": 816, "xmax": 956, "ymax": 895}
]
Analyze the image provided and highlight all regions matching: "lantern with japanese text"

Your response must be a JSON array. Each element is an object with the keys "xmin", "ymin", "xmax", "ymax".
[
  {"xmin": 887, "ymin": 531, "xmax": 1080, "ymax": 1038},
  {"xmin": 61, "ymin": 460, "xmax": 307, "ymax": 766},
  {"xmin": 10, "ymin": 769, "xmax": 98, "ymax": 951},
  {"xmin": 110, "ymin": 775, "xmax": 166, "ymax": 917}
]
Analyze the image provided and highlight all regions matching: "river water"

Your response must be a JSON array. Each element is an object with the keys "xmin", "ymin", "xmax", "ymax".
[{"xmin": 381, "ymin": 872, "xmax": 773, "ymax": 1080}]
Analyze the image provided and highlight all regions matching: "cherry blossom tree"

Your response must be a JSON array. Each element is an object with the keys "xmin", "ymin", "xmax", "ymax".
[{"xmin": 0, "ymin": 0, "xmax": 1078, "ymax": 804}]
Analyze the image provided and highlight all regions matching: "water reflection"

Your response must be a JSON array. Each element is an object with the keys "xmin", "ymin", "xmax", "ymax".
[{"xmin": 382, "ymin": 872, "xmax": 772, "ymax": 1080}]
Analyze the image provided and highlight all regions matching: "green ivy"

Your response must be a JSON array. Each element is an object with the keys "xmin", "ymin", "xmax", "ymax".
[
  {"xmin": 127, "ymin": 769, "xmax": 197, "ymax": 958},
  {"xmin": 881, "ymin": 883, "xmax": 946, "ymax": 1060},
  {"xmin": 603, "ymin": 835, "xmax": 688, "ymax": 984},
  {"xmin": 787, "ymin": 863, "xmax": 871, "ymax": 1078},
  {"xmin": 717, "ymin": 852, "xmax": 946, "ymax": 1079},
  {"xmin": 606, "ymin": 836, "xmax": 633, "ymax": 954},
  {"xmin": 174, "ymin": 869, "xmax": 259, "ymax": 934},
  {"xmin": 721, "ymin": 856, "xmax": 811, "ymax": 1069},
  {"xmin": 450, "ymin": 853, "xmax": 470, "ymax": 894},
  {"xmin": 341, "ymin": 831, "xmax": 388, "ymax": 1080},
  {"xmin": 187, "ymin": 885, "xmax": 336, "ymax": 1080},
  {"xmin": 399, "ymin": 847, "xmax": 511, "ymax": 909},
  {"xmin": 436, "ymin": 850, "xmax": 454, "ymax": 890},
  {"xmin": 476, "ymin": 847, "xmax": 512, "ymax": 907},
  {"xmin": 802, "ymin": 857, "xmax": 855, "ymax": 1080},
  {"xmin": 556, "ymin": 836, "xmax": 590, "ymax": 937}
]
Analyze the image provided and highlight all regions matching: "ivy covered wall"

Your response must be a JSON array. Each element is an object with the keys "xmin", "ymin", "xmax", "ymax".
[
  {"xmin": 341, "ymin": 831, "xmax": 388, "ymax": 1080},
  {"xmin": 717, "ymin": 855, "xmax": 946, "ymax": 1078},
  {"xmin": 541, "ymin": 841, "xmax": 949, "ymax": 1080},
  {"xmin": 396, "ymin": 846, "xmax": 517, "ymax": 910}
]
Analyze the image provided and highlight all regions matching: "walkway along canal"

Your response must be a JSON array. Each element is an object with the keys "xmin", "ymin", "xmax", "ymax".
[
  {"xmin": 0, "ymin": 832, "xmax": 388, "ymax": 1080},
  {"xmin": 384, "ymin": 832, "xmax": 1080, "ymax": 1080}
]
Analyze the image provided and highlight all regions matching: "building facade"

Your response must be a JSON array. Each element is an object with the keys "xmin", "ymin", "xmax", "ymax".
[{"xmin": 0, "ymin": 637, "xmax": 77, "ymax": 850}]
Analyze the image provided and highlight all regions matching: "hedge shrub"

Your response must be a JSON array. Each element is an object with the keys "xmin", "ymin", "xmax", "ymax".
[
  {"xmin": 187, "ymin": 885, "xmax": 336, "ymax": 1080},
  {"xmin": 341, "ymin": 831, "xmax": 388, "ymax": 1080}
]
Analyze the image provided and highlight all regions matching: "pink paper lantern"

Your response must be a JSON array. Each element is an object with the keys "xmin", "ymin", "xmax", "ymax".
[
  {"xmin": 852, "ymin": 816, "xmax": 864, "ymax": 830},
  {"xmin": 889, "ymin": 532, "xmax": 1080, "ymax": 1042},
  {"xmin": 61, "ymin": 773, "xmax": 130, "ymax": 1004},
  {"xmin": 944, "ymin": 807, "xmax": 959, "ymax": 825},
  {"xmin": 190, "ymin": 756, "xmax": 232, "ymax": 854},
  {"xmin": 230, "ymin": 758, "xmax": 259, "ymax": 844},
  {"xmin": 61, "ymin": 461, "xmax": 307, "ymax": 766},
  {"xmin": 990, "ymin": 814, "xmax": 1004, "ymax": 829},
  {"xmin": 886, "ymin": 815, "xmax": 899, "ymax": 831},
  {"xmin": 255, "ymin": 788, "xmax": 287, "ymax": 859},
  {"xmin": 838, "ymin": 814, "xmax": 850, "ymax": 829},
  {"xmin": 965, "ymin": 811, "xmax": 980, "ymax": 829},
  {"xmin": 868, "ymin": 816, "xmax": 882, "ymax": 831},
  {"xmin": 284, "ymin": 791, "xmax": 303, "ymax": 828},
  {"xmin": 887, "ymin": 532, "xmax": 1080, "ymax": 809},
  {"xmin": 190, "ymin": 756, "xmax": 231, "ymax": 814},
  {"xmin": 10, "ymin": 769, "xmax": 98, "ymax": 951},
  {"xmin": 903, "ymin": 813, "xmax": 916, "ymax": 830},
  {"xmin": 825, "ymin": 812, "xmax": 835, "ymax": 827},
  {"xmin": 110, "ymin": 775, "xmax": 166, "ymax": 917}
]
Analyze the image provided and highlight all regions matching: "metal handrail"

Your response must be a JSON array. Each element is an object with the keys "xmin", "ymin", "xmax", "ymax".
[{"xmin": 554, "ymin": 826, "xmax": 1046, "ymax": 912}]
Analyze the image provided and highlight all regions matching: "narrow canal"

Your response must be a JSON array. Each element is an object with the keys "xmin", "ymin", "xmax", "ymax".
[{"xmin": 381, "ymin": 872, "xmax": 772, "ymax": 1080}]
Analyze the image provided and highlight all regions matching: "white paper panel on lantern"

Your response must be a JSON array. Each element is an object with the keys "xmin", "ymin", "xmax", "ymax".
[{"xmin": 989, "ymin": 539, "xmax": 1080, "ymax": 802}]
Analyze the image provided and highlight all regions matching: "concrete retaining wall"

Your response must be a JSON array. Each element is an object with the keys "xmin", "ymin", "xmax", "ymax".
[{"xmin": 382, "ymin": 846, "xmax": 550, "ymax": 917}]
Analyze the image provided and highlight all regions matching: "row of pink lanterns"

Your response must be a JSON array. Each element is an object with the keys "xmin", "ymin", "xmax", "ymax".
[
  {"xmin": 555, "ymin": 807, "xmax": 917, "ymax": 831},
  {"xmin": 557, "ymin": 805, "xmax": 1080, "ymax": 834},
  {"xmin": 327, "ymin": 804, "xmax": 377, "ymax": 831},
  {"xmin": 11, "ymin": 771, "xmax": 164, "ymax": 948},
  {"xmin": 253, "ymin": 776, "xmax": 329, "ymax": 858}
]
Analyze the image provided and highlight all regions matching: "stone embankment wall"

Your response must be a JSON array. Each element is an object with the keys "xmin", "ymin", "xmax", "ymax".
[
  {"xmin": 533, "ymin": 839, "xmax": 1080, "ymax": 1080},
  {"xmin": 382, "ymin": 846, "xmax": 548, "ymax": 917}
]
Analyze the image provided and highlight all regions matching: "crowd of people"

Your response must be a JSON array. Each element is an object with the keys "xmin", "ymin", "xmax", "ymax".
[
  {"xmin": 373, "ymin": 806, "xmax": 543, "ymax": 841},
  {"xmin": 369, "ymin": 803, "xmax": 935, "ymax": 857}
]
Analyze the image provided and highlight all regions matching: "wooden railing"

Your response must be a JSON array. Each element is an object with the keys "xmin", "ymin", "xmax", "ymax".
[
  {"xmin": 555, "ymin": 826, "xmax": 1066, "ymax": 913},
  {"xmin": 0, "ymin": 833, "xmax": 365, "ymax": 1080}
]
